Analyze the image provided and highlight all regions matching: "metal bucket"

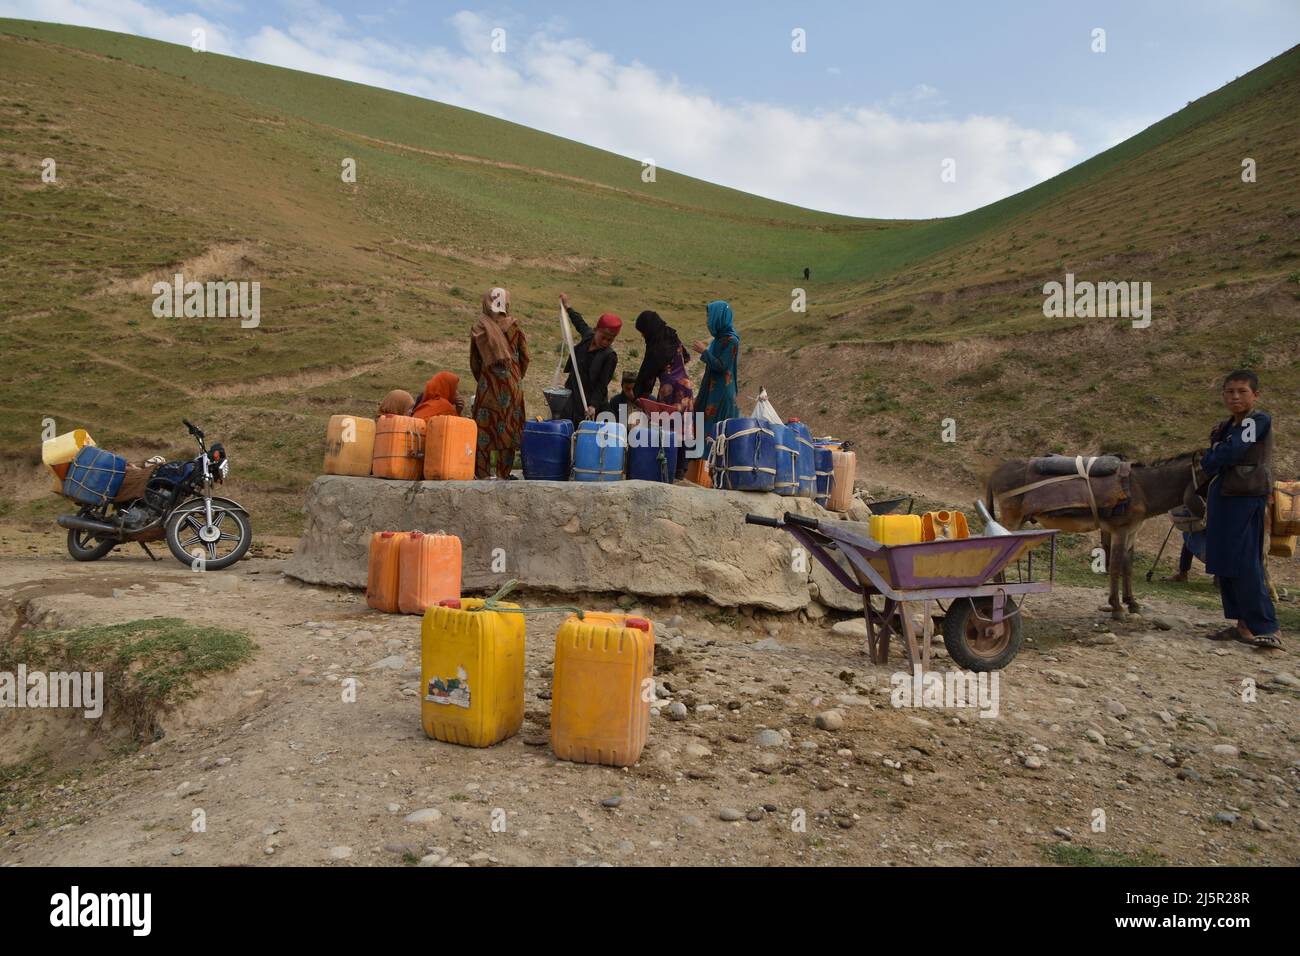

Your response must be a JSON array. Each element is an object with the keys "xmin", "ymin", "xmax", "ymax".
[{"xmin": 543, "ymin": 387, "xmax": 571, "ymax": 420}]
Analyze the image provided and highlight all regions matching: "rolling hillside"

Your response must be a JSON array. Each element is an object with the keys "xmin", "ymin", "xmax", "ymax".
[{"xmin": 1, "ymin": 19, "xmax": 1298, "ymax": 532}]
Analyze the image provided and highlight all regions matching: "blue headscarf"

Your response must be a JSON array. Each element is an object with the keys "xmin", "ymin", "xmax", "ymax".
[{"xmin": 706, "ymin": 300, "xmax": 737, "ymax": 343}]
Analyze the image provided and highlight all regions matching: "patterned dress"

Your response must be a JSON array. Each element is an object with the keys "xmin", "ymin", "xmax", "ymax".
[
  {"xmin": 470, "ymin": 323, "xmax": 530, "ymax": 479},
  {"xmin": 698, "ymin": 332, "xmax": 739, "ymax": 443},
  {"xmin": 654, "ymin": 345, "xmax": 695, "ymax": 439}
]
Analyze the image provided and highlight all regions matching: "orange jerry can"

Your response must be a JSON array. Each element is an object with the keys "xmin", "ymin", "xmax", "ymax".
[
  {"xmin": 366, "ymin": 531, "xmax": 409, "ymax": 613},
  {"xmin": 423, "ymin": 416, "xmax": 477, "ymax": 480},
  {"xmin": 372, "ymin": 415, "xmax": 426, "ymax": 480},
  {"xmin": 921, "ymin": 510, "xmax": 970, "ymax": 541},
  {"xmin": 551, "ymin": 613, "xmax": 654, "ymax": 767},
  {"xmin": 398, "ymin": 531, "xmax": 462, "ymax": 615},
  {"xmin": 685, "ymin": 457, "xmax": 711, "ymax": 488},
  {"xmin": 420, "ymin": 598, "xmax": 525, "ymax": 747},
  {"xmin": 324, "ymin": 414, "xmax": 376, "ymax": 476}
]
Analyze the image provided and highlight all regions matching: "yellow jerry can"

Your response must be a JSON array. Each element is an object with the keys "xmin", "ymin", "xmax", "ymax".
[
  {"xmin": 420, "ymin": 598, "xmax": 525, "ymax": 748},
  {"xmin": 869, "ymin": 513, "xmax": 924, "ymax": 546},
  {"xmin": 551, "ymin": 612, "xmax": 654, "ymax": 768}
]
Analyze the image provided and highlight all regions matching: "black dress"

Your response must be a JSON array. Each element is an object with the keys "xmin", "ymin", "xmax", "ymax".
[{"xmin": 561, "ymin": 307, "xmax": 617, "ymax": 427}]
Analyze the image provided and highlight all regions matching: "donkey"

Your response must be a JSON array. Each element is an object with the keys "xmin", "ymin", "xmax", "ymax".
[{"xmin": 985, "ymin": 451, "xmax": 1204, "ymax": 620}]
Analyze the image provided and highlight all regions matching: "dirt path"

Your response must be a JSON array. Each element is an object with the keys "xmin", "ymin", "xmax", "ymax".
[{"xmin": 1, "ymin": 528, "xmax": 1296, "ymax": 868}]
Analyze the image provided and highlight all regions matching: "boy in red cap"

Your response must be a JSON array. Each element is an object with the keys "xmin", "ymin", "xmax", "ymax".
[{"xmin": 558, "ymin": 293, "xmax": 621, "ymax": 426}]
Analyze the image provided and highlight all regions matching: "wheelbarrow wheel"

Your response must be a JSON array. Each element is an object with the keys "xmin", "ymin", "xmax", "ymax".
[{"xmin": 942, "ymin": 597, "xmax": 1023, "ymax": 672}]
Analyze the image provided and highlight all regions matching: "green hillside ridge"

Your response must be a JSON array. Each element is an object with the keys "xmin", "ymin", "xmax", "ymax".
[{"xmin": 1, "ymin": 19, "xmax": 1297, "ymax": 535}]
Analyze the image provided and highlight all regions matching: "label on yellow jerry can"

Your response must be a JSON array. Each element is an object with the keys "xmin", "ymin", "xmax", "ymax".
[
  {"xmin": 551, "ymin": 612, "xmax": 654, "ymax": 768},
  {"xmin": 420, "ymin": 598, "xmax": 524, "ymax": 748}
]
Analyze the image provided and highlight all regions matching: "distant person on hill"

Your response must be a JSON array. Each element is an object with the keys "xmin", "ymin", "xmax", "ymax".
[
  {"xmin": 692, "ymin": 300, "xmax": 740, "ymax": 448},
  {"xmin": 803, "ymin": 267, "xmax": 810, "ymax": 280},
  {"xmin": 470, "ymin": 287, "xmax": 530, "ymax": 479},
  {"xmin": 558, "ymin": 292, "xmax": 620, "ymax": 426},
  {"xmin": 378, "ymin": 389, "xmax": 415, "ymax": 417},
  {"xmin": 1202, "ymin": 369, "xmax": 1281, "ymax": 649},
  {"xmin": 634, "ymin": 309, "xmax": 695, "ymax": 477},
  {"xmin": 411, "ymin": 371, "xmax": 464, "ymax": 420}
]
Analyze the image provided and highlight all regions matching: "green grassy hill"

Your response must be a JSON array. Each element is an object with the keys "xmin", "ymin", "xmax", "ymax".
[{"xmin": 1, "ymin": 19, "xmax": 1297, "ymax": 533}]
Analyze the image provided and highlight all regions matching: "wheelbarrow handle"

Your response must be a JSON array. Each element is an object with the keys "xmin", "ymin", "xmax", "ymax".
[
  {"xmin": 783, "ymin": 512, "xmax": 820, "ymax": 530},
  {"xmin": 744, "ymin": 514, "xmax": 783, "ymax": 528}
]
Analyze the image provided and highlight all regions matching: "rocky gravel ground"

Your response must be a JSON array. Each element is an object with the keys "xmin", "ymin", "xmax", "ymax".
[{"xmin": 1, "ymin": 536, "xmax": 1296, "ymax": 867}]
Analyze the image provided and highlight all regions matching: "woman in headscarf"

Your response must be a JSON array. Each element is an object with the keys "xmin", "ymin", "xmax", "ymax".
[
  {"xmin": 469, "ymin": 287, "xmax": 530, "ymax": 479},
  {"xmin": 691, "ymin": 300, "xmax": 740, "ymax": 445},
  {"xmin": 634, "ymin": 310, "xmax": 695, "ymax": 476},
  {"xmin": 377, "ymin": 389, "xmax": 415, "ymax": 417},
  {"xmin": 411, "ymin": 371, "xmax": 463, "ymax": 421},
  {"xmin": 558, "ymin": 292, "xmax": 621, "ymax": 427}
]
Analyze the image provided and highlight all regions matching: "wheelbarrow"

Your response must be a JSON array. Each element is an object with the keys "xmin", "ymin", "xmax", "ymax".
[{"xmin": 744, "ymin": 511, "xmax": 1057, "ymax": 674}]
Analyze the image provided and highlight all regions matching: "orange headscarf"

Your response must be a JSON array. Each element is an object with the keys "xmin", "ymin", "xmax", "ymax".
[{"xmin": 412, "ymin": 372, "xmax": 460, "ymax": 420}]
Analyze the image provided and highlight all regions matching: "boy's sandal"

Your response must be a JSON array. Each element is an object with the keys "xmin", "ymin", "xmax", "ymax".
[{"xmin": 1246, "ymin": 632, "xmax": 1283, "ymax": 650}]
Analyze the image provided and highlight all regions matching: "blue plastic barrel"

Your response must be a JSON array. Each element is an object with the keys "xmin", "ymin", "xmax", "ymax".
[
  {"xmin": 772, "ymin": 423, "xmax": 798, "ymax": 497},
  {"xmin": 787, "ymin": 420, "xmax": 815, "ymax": 498},
  {"xmin": 627, "ymin": 427, "xmax": 680, "ymax": 483},
  {"xmin": 521, "ymin": 419, "xmax": 574, "ymax": 480},
  {"xmin": 572, "ymin": 421, "xmax": 627, "ymax": 481},
  {"xmin": 63, "ymin": 446, "xmax": 127, "ymax": 506},
  {"xmin": 714, "ymin": 417, "xmax": 776, "ymax": 492},
  {"xmin": 813, "ymin": 444, "xmax": 835, "ymax": 507}
]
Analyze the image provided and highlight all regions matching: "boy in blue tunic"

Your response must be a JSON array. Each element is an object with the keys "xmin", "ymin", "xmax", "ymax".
[{"xmin": 1202, "ymin": 370, "xmax": 1282, "ymax": 649}]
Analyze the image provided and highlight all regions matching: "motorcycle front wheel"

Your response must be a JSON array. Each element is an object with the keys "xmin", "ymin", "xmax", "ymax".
[{"xmin": 165, "ymin": 500, "xmax": 253, "ymax": 571}]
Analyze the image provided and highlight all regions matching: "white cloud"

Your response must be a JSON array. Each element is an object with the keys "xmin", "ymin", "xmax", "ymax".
[{"xmin": 1, "ymin": 1, "xmax": 1083, "ymax": 218}]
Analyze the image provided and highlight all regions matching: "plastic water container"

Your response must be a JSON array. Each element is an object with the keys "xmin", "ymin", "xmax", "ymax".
[
  {"xmin": 420, "ymin": 598, "xmax": 524, "ymax": 748},
  {"xmin": 62, "ymin": 446, "xmax": 127, "ymax": 506},
  {"xmin": 921, "ymin": 510, "xmax": 970, "ymax": 541},
  {"xmin": 869, "ymin": 514, "xmax": 924, "ymax": 546},
  {"xmin": 521, "ymin": 419, "xmax": 574, "ymax": 480},
  {"xmin": 813, "ymin": 444, "xmax": 835, "ymax": 507},
  {"xmin": 786, "ymin": 419, "xmax": 815, "ymax": 498},
  {"xmin": 397, "ymin": 531, "xmax": 462, "ymax": 615},
  {"xmin": 829, "ymin": 449, "xmax": 857, "ymax": 512},
  {"xmin": 772, "ymin": 423, "xmax": 798, "ymax": 497},
  {"xmin": 366, "ymin": 531, "xmax": 409, "ymax": 612},
  {"xmin": 714, "ymin": 417, "xmax": 776, "ymax": 492},
  {"xmin": 627, "ymin": 427, "xmax": 680, "ymax": 483},
  {"xmin": 43, "ymin": 429, "xmax": 95, "ymax": 467},
  {"xmin": 423, "ymin": 416, "xmax": 477, "ymax": 480},
  {"xmin": 372, "ymin": 415, "xmax": 425, "ymax": 480},
  {"xmin": 551, "ymin": 612, "xmax": 654, "ymax": 767},
  {"xmin": 324, "ymin": 415, "xmax": 375, "ymax": 477},
  {"xmin": 572, "ymin": 421, "xmax": 626, "ymax": 481}
]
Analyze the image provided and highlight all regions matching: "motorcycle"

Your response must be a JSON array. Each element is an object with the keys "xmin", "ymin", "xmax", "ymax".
[{"xmin": 57, "ymin": 419, "xmax": 253, "ymax": 570}]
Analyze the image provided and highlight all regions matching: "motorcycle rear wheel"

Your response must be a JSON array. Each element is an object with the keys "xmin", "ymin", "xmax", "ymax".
[
  {"xmin": 66, "ymin": 527, "xmax": 116, "ymax": 562},
  {"xmin": 165, "ymin": 502, "xmax": 253, "ymax": 571}
]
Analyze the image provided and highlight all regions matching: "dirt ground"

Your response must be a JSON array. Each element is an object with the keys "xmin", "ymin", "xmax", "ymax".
[{"xmin": 0, "ymin": 525, "xmax": 1296, "ymax": 868}]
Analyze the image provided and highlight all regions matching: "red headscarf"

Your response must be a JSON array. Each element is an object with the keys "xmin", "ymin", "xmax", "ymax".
[
  {"xmin": 411, "ymin": 372, "xmax": 460, "ymax": 421},
  {"xmin": 596, "ymin": 313, "xmax": 622, "ymax": 333}
]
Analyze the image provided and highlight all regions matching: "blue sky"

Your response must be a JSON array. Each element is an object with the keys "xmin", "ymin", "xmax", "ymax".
[{"xmin": 5, "ymin": 0, "xmax": 1298, "ymax": 217}]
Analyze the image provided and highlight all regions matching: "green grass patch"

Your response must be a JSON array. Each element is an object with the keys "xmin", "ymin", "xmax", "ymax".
[
  {"xmin": 1042, "ymin": 843, "xmax": 1166, "ymax": 867},
  {"xmin": 0, "ymin": 618, "xmax": 256, "ymax": 738}
]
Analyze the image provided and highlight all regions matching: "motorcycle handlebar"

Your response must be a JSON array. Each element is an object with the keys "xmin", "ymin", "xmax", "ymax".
[
  {"xmin": 783, "ymin": 513, "xmax": 820, "ymax": 530},
  {"xmin": 744, "ymin": 514, "xmax": 782, "ymax": 528}
]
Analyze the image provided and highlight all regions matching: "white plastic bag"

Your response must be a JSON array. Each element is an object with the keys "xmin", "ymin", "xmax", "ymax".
[{"xmin": 751, "ymin": 387, "xmax": 782, "ymax": 425}]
